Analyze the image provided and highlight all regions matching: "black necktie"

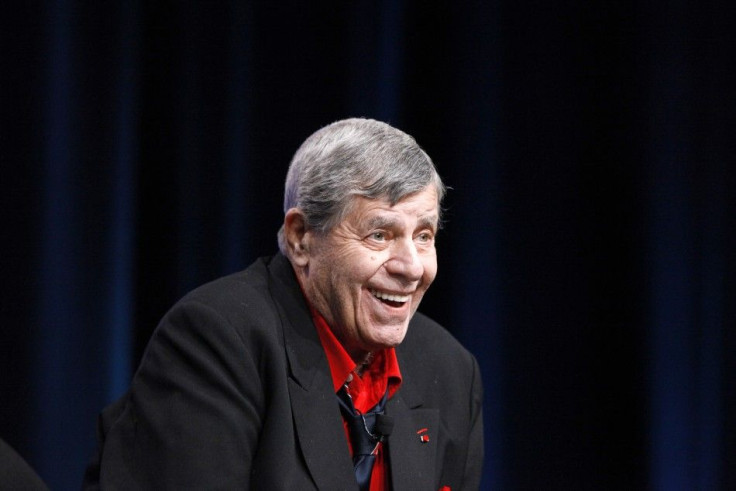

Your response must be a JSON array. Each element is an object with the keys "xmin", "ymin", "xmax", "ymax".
[{"xmin": 337, "ymin": 385, "xmax": 389, "ymax": 491}]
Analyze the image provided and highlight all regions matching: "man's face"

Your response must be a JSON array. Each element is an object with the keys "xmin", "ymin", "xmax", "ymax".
[{"xmin": 302, "ymin": 185, "xmax": 439, "ymax": 361}]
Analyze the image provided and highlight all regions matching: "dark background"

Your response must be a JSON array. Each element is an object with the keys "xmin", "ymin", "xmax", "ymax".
[{"xmin": 2, "ymin": 1, "xmax": 734, "ymax": 489}]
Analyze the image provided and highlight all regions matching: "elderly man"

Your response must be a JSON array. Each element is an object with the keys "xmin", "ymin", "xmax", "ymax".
[{"xmin": 84, "ymin": 118, "xmax": 483, "ymax": 490}]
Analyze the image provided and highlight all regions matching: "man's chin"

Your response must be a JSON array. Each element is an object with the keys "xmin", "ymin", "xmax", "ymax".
[{"xmin": 364, "ymin": 325, "xmax": 410, "ymax": 350}]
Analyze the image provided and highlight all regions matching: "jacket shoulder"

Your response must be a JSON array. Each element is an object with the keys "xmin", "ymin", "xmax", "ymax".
[
  {"xmin": 402, "ymin": 312, "xmax": 477, "ymax": 369},
  {"xmin": 167, "ymin": 256, "xmax": 282, "ymax": 337}
]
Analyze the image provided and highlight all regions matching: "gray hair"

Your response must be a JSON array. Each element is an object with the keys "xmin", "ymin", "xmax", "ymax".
[{"xmin": 277, "ymin": 118, "xmax": 445, "ymax": 253}]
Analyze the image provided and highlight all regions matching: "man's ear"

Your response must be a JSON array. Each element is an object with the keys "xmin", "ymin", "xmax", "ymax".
[{"xmin": 283, "ymin": 208, "xmax": 310, "ymax": 267}]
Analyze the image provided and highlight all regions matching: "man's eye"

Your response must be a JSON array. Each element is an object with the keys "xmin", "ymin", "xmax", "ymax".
[
  {"xmin": 370, "ymin": 232, "xmax": 386, "ymax": 241},
  {"xmin": 416, "ymin": 232, "xmax": 432, "ymax": 243}
]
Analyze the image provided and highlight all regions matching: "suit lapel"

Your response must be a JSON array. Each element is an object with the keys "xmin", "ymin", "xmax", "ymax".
[
  {"xmin": 386, "ymin": 387, "xmax": 439, "ymax": 490},
  {"xmin": 268, "ymin": 255, "xmax": 357, "ymax": 490}
]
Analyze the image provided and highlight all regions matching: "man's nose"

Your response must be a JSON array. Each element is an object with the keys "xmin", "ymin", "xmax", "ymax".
[{"xmin": 386, "ymin": 237, "xmax": 423, "ymax": 281}]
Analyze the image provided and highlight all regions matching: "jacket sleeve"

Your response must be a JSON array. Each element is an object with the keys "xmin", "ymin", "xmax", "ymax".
[
  {"xmin": 96, "ymin": 299, "xmax": 265, "ymax": 490},
  {"xmin": 461, "ymin": 355, "xmax": 484, "ymax": 490}
]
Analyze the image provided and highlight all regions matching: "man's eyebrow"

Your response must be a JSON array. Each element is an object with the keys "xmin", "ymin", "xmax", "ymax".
[
  {"xmin": 418, "ymin": 215, "xmax": 439, "ymax": 231},
  {"xmin": 364, "ymin": 214, "xmax": 438, "ymax": 231},
  {"xmin": 364, "ymin": 216, "xmax": 397, "ymax": 230}
]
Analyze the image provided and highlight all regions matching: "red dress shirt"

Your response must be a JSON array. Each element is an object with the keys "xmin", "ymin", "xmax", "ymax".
[{"xmin": 310, "ymin": 306, "xmax": 402, "ymax": 491}]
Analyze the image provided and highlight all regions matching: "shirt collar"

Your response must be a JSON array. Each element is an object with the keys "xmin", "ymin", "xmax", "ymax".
[{"xmin": 310, "ymin": 304, "xmax": 357, "ymax": 393}]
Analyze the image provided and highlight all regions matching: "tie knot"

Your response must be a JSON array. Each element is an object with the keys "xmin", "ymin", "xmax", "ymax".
[{"xmin": 337, "ymin": 386, "xmax": 388, "ymax": 455}]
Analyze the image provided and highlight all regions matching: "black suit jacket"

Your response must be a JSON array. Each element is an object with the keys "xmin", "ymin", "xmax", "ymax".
[
  {"xmin": 84, "ymin": 254, "xmax": 483, "ymax": 490},
  {"xmin": 1, "ymin": 438, "xmax": 49, "ymax": 490}
]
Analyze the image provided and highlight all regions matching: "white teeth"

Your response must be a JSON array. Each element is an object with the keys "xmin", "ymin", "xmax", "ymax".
[{"xmin": 370, "ymin": 289, "xmax": 410, "ymax": 303}]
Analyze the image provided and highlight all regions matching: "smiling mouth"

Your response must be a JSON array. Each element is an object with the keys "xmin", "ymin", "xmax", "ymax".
[{"xmin": 369, "ymin": 289, "xmax": 410, "ymax": 308}]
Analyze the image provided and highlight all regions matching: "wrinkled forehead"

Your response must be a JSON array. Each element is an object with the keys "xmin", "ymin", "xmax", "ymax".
[{"xmin": 340, "ymin": 186, "xmax": 440, "ymax": 227}]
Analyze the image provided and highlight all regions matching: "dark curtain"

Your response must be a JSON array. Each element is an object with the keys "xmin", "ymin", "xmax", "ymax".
[{"xmin": 2, "ymin": 1, "xmax": 734, "ymax": 489}]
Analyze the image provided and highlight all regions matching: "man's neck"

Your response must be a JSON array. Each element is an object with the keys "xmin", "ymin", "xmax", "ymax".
[{"xmin": 354, "ymin": 352, "xmax": 374, "ymax": 375}]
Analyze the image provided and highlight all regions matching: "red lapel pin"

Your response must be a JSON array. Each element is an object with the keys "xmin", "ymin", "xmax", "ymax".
[{"xmin": 417, "ymin": 428, "xmax": 430, "ymax": 443}]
